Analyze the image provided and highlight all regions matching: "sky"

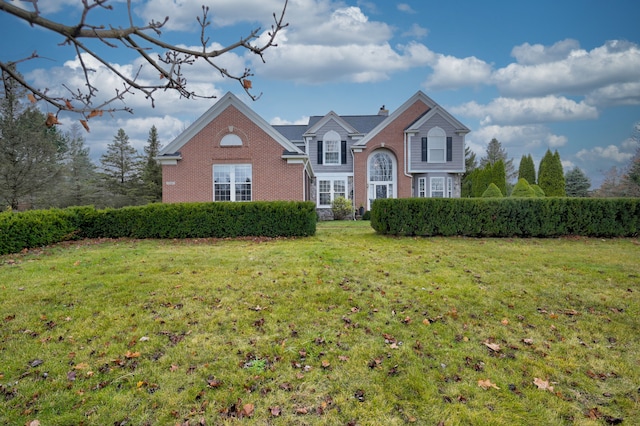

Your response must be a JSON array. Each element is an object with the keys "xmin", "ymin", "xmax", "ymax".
[{"xmin": 2, "ymin": 0, "xmax": 640, "ymax": 188}]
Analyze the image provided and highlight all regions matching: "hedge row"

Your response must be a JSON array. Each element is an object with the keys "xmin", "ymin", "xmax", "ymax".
[
  {"xmin": 0, "ymin": 201, "xmax": 317, "ymax": 255},
  {"xmin": 370, "ymin": 198, "xmax": 640, "ymax": 237}
]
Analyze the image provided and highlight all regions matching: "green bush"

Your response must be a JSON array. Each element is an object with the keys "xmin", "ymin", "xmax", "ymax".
[
  {"xmin": 0, "ymin": 202, "xmax": 317, "ymax": 254},
  {"xmin": 371, "ymin": 198, "xmax": 640, "ymax": 237},
  {"xmin": 511, "ymin": 178, "xmax": 536, "ymax": 197},
  {"xmin": 482, "ymin": 183, "xmax": 504, "ymax": 198},
  {"xmin": 362, "ymin": 210, "xmax": 371, "ymax": 221},
  {"xmin": 331, "ymin": 196, "xmax": 353, "ymax": 220},
  {"xmin": 531, "ymin": 184, "xmax": 546, "ymax": 197},
  {"xmin": 0, "ymin": 209, "xmax": 79, "ymax": 255}
]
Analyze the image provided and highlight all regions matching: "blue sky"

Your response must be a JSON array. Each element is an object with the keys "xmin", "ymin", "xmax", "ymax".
[{"xmin": 2, "ymin": 0, "xmax": 640, "ymax": 188}]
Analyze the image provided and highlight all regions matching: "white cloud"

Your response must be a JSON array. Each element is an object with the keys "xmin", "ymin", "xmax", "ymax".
[
  {"xmin": 424, "ymin": 54, "xmax": 492, "ymax": 90},
  {"xmin": 493, "ymin": 40, "xmax": 640, "ymax": 99},
  {"xmin": 451, "ymin": 96, "xmax": 598, "ymax": 126},
  {"xmin": 397, "ymin": 3, "xmax": 416, "ymax": 14},
  {"xmin": 511, "ymin": 39, "xmax": 580, "ymax": 65},
  {"xmin": 135, "ymin": 0, "xmax": 286, "ymax": 30},
  {"xmin": 576, "ymin": 145, "xmax": 634, "ymax": 163},
  {"xmin": 402, "ymin": 23, "xmax": 428, "ymax": 39},
  {"xmin": 469, "ymin": 124, "xmax": 567, "ymax": 154},
  {"xmin": 585, "ymin": 81, "xmax": 640, "ymax": 107},
  {"xmin": 270, "ymin": 116, "xmax": 309, "ymax": 125},
  {"xmin": 255, "ymin": 38, "xmax": 431, "ymax": 83}
]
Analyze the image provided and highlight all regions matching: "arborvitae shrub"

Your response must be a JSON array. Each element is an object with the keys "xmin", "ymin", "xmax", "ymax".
[
  {"xmin": 511, "ymin": 178, "xmax": 536, "ymax": 197},
  {"xmin": 482, "ymin": 183, "xmax": 504, "ymax": 198},
  {"xmin": 531, "ymin": 184, "xmax": 546, "ymax": 197}
]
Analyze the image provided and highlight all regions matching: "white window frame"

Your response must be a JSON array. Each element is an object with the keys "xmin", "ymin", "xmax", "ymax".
[
  {"xmin": 418, "ymin": 177, "xmax": 427, "ymax": 197},
  {"xmin": 213, "ymin": 164, "xmax": 252, "ymax": 202},
  {"xmin": 447, "ymin": 177, "xmax": 453, "ymax": 198},
  {"xmin": 430, "ymin": 177, "xmax": 445, "ymax": 198},
  {"xmin": 322, "ymin": 138, "xmax": 341, "ymax": 166},
  {"xmin": 317, "ymin": 176, "xmax": 348, "ymax": 207},
  {"xmin": 427, "ymin": 127, "xmax": 446, "ymax": 163}
]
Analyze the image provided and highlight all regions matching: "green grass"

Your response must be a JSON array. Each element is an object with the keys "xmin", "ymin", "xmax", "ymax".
[{"xmin": 1, "ymin": 221, "xmax": 639, "ymax": 425}]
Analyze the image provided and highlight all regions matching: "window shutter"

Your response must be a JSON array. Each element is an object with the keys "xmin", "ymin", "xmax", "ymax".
[
  {"xmin": 446, "ymin": 137, "xmax": 453, "ymax": 162},
  {"xmin": 317, "ymin": 140, "xmax": 323, "ymax": 165},
  {"xmin": 341, "ymin": 141, "xmax": 347, "ymax": 164},
  {"xmin": 421, "ymin": 137, "xmax": 428, "ymax": 162}
]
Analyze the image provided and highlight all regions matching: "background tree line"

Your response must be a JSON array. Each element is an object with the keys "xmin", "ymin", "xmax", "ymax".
[
  {"xmin": 463, "ymin": 134, "xmax": 640, "ymax": 199},
  {"xmin": 1, "ymin": 71, "xmax": 162, "ymax": 210}
]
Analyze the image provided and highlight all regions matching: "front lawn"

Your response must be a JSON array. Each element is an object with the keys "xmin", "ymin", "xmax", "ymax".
[{"xmin": 1, "ymin": 221, "xmax": 638, "ymax": 425}]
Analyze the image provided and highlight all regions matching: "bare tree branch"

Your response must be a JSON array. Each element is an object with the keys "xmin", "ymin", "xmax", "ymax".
[{"xmin": 0, "ymin": 0, "xmax": 288, "ymax": 122}]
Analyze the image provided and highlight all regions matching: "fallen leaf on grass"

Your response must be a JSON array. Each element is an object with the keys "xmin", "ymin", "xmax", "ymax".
[
  {"xmin": 269, "ymin": 406, "xmax": 282, "ymax": 417},
  {"xmin": 478, "ymin": 379, "xmax": 500, "ymax": 390},
  {"xmin": 483, "ymin": 341, "xmax": 501, "ymax": 352},
  {"xmin": 533, "ymin": 377, "xmax": 554, "ymax": 392},
  {"xmin": 125, "ymin": 351, "xmax": 140, "ymax": 359}
]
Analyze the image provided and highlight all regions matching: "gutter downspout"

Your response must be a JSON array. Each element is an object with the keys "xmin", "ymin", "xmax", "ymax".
[{"xmin": 351, "ymin": 147, "xmax": 356, "ymax": 220}]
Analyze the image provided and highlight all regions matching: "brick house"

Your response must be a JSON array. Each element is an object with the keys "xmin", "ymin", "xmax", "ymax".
[{"xmin": 156, "ymin": 91, "xmax": 470, "ymax": 217}]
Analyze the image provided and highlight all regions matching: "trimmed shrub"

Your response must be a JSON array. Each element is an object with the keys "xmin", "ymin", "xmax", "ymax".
[
  {"xmin": 482, "ymin": 183, "xmax": 504, "ymax": 198},
  {"xmin": 531, "ymin": 185, "xmax": 546, "ymax": 197},
  {"xmin": 331, "ymin": 196, "xmax": 353, "ymax": 220},
  {"xmin": 0, "ymin": 201, "xmax": 317, "ymax": 254},
  {"xmin": 511, "ymin": 178, "xmax": 536, "ymax": 197},
  {"xmin": 370, "ymin": 197, "xmax": 639, "ymax": 237}
]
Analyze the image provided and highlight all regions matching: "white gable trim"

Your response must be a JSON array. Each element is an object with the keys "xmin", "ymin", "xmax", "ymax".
[
  {"xmin": 352, "ymin": 91, "xmax": 438, "ymax": 147},
  {"xmin": 158, "ymin": 92, "xmax": 304, "ymax": 156},
  {"xmin": 405, "ymin": 106, "xmax": 471, "ymax": 135},
  {"xmin": 303, "ymin": 111, "xmax": 359, "ymax": 137}
]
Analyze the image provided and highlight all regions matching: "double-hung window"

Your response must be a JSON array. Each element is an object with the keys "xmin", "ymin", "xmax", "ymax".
[
  {"xmin": 421, "ymin": 127, "xmax": 452, "ymax": 163},
  {"xmin": 324, "ymin": 140, "xmax": 340, "ymax": 165},
  {"xmin": 318, "ymin": 178, "xmax": 347, "ymax": 207},
  {"xmin": 213, "ymin": 164, "xmax": 252, "ymax": 201},
  {"xmin": 430, "ymin": 177, "xmax": 445, "ymax": 198}
]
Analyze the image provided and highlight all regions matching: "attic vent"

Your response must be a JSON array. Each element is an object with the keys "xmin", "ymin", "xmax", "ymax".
[{"xmin": 378, "ymin": 105, "xmax": 389, "ymax": 116}]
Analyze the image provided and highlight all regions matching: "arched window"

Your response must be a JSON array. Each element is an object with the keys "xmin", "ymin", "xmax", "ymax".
[
  {"xmin": 220, "ymin": 133, "xmax": 242, "ymax": 146},
  {"xmin": 427, "ymin": 127, "xmax": 446, "ymax": 163},
  {"xmin": 367, "ymin": 150, "xmax": 396, "ymax": 209}
]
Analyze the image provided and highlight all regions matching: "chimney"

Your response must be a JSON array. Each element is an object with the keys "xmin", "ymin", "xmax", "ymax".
[{"xmin": 378, "ymin": 105, "xmax": 389, "ymax": 116}]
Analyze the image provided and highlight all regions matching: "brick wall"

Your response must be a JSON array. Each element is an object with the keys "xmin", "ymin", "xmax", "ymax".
[
  {"xmin": 162, "ymin": 105, "xmax": 305, "ymax": 203},
  {"xmin": 353, "ymin": 100, "xmax": 430, "ymax": 209}
]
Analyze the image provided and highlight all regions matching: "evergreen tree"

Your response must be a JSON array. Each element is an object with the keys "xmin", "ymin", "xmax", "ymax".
[
  {"xmin": 57, "ymin": 125, "xmax": 101, "ymax": 207},
  {"xmin": 538, "ymin": 149, "xmax": 566, "ymax": 196},
  {"xmin": 471, "ymin": 164, "xmax": 494, "ymax": 197},
  {"xmin": 100, "ymin": 128, "xmax": 140, "ymax": 206},
  {"xmin": 140, "ymin": 125, "xmax": 163, "ymax": 202},
  {"xmin": 564, "ymin": 167, "xmax": 591, "ymax": 197},
  {"xmin": 479, "ymin": 138, "xmax": 516, "ymax": 180},
  {"xmin": 461, "ymin": 146, "xmax": 478, "ymax": 197},
  {"xmin": 518, "ymin": 154, "xmax": 536, "ymax": 185},
  {"xmin": 0, "ymin": 68, "xmax": 65, "ymax": 210},
  {"xmin": 492, "ymin": 159, "xmax": 507, "ymax": 197}
]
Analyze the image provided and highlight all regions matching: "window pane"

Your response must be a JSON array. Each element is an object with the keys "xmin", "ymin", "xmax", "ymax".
[
  {"xmin": 236, "ymin": 183, "xmax": 251, "ymax": 201},
  {"xmin": 333, "ymin": 180, "xmax": 345, "ymax": 193},
  {"xmin": 325, "ymin": 140, "xmax": 339, "ymax": 164},
  {"xmin": 214, "ymin": 166, "xmax": 230, "ymax": 183},
  {"xmin": 235, "ymin": 165, "xmax": 251, "ymax": 183},
  {"xmin": 370, "ymin": 153, "xmax": 393, "ymax": 181},
  {"xmin": 319, "ymin": 193, "xmax": 331, "ymax": 205},
  {"xmin": 430, "ymin": 149, "xmax": 445, "ymax": 162},
  {"xmin": 215, "ymin": 184, "xmax": 231, "ymax": 201}
]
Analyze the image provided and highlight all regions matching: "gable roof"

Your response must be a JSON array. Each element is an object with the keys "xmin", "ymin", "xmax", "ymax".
[
  {"xmin": 405, "ymin": 105, "xmax": 471, "ymax": 135},
  {"xmin": 158, "ymin": 92, "xmax": 304, "ymax": 156},
  {"xmin": 303, "ymin": 111, "xmax": 359, "ymax": 136},
  {"xmin": 352, "ymin": 91, "xmax": 439, "ymax": 147}
]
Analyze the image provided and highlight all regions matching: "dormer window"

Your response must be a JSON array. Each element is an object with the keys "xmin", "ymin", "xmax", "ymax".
[
  {"xmin": 421, "ymin": 127, "xmax": 453, "ymax": 163},
  {"xmin": 317, "ymin": 130, "xmax": 347, "ymax": 165}
]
